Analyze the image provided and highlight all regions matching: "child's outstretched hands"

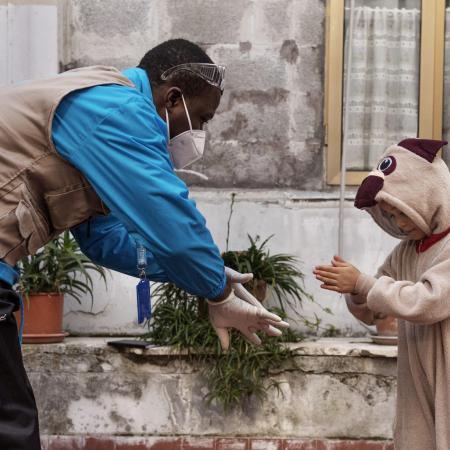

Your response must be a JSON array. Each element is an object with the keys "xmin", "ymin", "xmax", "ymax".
[{"xmin": 314, "ymin": 256, "xmax": 361, "ymax": 294}]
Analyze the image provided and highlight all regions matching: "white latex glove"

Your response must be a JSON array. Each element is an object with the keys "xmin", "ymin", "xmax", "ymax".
[
  {"xmin": 224, "ymin": 266, "xmax": 286, "ymax": 335},
  {"xmin": 225, "ymin": 266, "xmax": 257, "ymax": 304},
  {"xmin": 208, "ymin": 291, "xmax": 290, "ymax": 350}
]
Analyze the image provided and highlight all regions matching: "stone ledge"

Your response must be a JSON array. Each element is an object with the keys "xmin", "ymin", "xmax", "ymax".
[
  {"xmin": 23, "ymin": 337, "xmax": 398, "ymax": 358},
  {"xmin": 24, "ymin": 337, "xmax": 397, "ymax": 439}
]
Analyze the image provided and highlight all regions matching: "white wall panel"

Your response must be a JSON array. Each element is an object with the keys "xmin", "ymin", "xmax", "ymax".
[{"xmin": 0, "ymin": 0, "xmax": 57, "ymax": 86}]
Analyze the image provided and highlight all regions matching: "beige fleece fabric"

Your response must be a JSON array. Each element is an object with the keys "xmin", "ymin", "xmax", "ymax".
[
  {"xmin": 346, "ymin": 141, "xmax": 450, "ymax": 450},
  {"xmin": 367, "ymin": 143, "xmax": 450, "ymax": 238}
]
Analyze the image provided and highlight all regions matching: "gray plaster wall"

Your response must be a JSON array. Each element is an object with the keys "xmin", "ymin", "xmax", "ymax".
[
  {"xmin": 26, "ymin": 338, "xmax": 396, "ymax": 439},
  {"xmin": 58, "ymin": 0, "xmax": 325, "ymax": 189}
]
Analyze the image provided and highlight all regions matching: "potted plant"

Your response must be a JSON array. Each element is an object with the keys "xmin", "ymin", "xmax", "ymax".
[
  {"xmin": 222, "ymin": 234, "xmax": 313, "ymax": 309},
  {"xmin": 16, "ymin": 231, "xmax": 107, "ymax": 343},
  {"xmin": 142, "ymin": 193, "xmax": 335, "ymax": 409},
  {"xmin": 145, "ymin": 233, "xmax": 333, "ymax": 410},
  {"xmin": 372, "ymin": 315, "xmax": 398, "ymax": 346}
]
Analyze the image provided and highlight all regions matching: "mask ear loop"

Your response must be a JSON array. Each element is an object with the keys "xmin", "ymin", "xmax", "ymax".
[
  {"xmin": 180, "ymin": 94, "xmax": 193, "ymax": 132},
  {"xmin": 165, "ymin": 93, "xmax": 193, "ymax": 140},
  {"xmin": 165, "ymin": 108, "xmax": 171, "ymax": 142}
]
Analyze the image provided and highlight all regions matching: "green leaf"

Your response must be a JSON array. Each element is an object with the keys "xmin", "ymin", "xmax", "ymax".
[
  {"xmin": 17, "ymin": 230, "xmax": 108, "ymax": 306},
  {"xmin": 142, "ymin": 233, "xmax": 325, "ymax": 411}
]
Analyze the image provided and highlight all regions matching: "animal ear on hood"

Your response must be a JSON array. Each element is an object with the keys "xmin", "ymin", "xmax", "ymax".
[{"xmin": 397, "ymin": 138, "xmax": 447, "ymax": 163}]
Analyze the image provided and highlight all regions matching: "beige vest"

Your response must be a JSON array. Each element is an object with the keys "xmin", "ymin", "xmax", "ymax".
[{"xmin": 0, "ymin": 66, "xmax": 135, "ymax": 265}]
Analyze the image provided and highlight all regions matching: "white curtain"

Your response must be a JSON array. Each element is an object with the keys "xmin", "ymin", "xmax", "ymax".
[{"xmin": 343, "ymin": 6, "xmax": 421, "ymax": 170}]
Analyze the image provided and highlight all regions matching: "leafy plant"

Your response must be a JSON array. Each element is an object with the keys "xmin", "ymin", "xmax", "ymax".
[
  {"xmin": 145, "ymin": 231, "xmax": 321, "ymax": 410},
  {"xmin": 145, "ymin": 193, "xmax": 334, "ymax": 410},
  {"xmin": 18, "ymin": 231, "xmax": 107, "ymax": 306},
  {"xmin": 222, "ymin": 234, "xmax": 312, "ymax": 312},
  {"xmin": 222, "ymin": 234, "xmax": 333, "ymax": 334},
  {"xmin": 146, "ymin": 282, "xmax": 302, "ymax": 411}
]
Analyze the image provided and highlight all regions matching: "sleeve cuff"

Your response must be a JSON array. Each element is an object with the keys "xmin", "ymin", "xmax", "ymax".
[
  {"xmin": 354, "ymin": 273, "xmax": 377, "ymax": 297},
  {"xmin": 207, "ymin": 291, "xmax": 233, "ymax": 306},
  {"xmin": 0, "ymin": 261, "xmax": 19, "ymax": 286},
  {"xmin": 205, "ymin": 271, "xmax": 227, "ymax": 300}
]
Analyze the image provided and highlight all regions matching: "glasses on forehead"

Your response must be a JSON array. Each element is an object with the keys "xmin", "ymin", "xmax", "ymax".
[{"xmin": 160, "ymin": 63, "xmax": 226, "ymax": 92}]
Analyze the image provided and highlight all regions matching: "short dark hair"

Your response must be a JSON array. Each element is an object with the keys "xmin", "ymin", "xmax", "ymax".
[{"xmin": 139, "ymin": 39, "xmax": 214, "ymax": 97}]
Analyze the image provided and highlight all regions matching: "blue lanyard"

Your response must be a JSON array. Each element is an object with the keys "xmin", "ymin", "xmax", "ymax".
[{"xmin": 136, "ymin": 245, "xmax": 151, "ymax": 324}]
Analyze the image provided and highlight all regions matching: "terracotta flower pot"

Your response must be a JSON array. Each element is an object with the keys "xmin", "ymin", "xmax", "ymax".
[
  {"xmin": 250, "ymin": 279, "xmax": 268, "ymax": 303},
  {"xmin": 374, "ymin": 315, "xmax": 398, "ymax": 337},
  {"xmin": 14, "ymin": 293, "xmax": 67, "ymax": 344}
]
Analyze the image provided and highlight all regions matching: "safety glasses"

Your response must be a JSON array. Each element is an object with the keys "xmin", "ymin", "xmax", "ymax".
[{"xmin": 160, "ymin": 63, "xmax": 226, "ymax": 92}]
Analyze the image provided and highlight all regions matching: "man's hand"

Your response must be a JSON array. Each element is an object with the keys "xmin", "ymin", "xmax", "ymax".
[
  {"xmin": 313, "ymin": 255, "xmax": 360, "ymax": 294},
  {"xmin": 208, "ymin": 292, "xmax": 289, "ymax": 350},
  {"xmin": 210, "ymin": 266, "xmax": 249, "ymax": 302},
  {"xmin": 224, "ymin": 266, "xmax": 260, "ymax": 306}
]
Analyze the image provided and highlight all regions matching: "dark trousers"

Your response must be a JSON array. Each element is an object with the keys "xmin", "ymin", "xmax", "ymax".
[{"xmin": 0, "ymin": 284, "xmax": 41, "ymax": 450}]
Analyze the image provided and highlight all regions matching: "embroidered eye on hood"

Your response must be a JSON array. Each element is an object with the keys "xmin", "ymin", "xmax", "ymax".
[{"xmin": 354, "ymin": 138, "xmax": 450, "ymax": 239}]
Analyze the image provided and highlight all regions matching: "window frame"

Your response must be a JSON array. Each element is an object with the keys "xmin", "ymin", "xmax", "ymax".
[{"xmin": 324, "ymin": 0, "xmax": 446, "ymax": 185}]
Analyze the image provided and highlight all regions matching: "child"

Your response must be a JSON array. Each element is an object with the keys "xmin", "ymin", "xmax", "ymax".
[{"xmin": 314, "ymin": 138, "xmax": 450, "ymax": 450}]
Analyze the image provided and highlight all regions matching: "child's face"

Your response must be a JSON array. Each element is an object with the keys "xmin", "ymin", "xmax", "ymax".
[{"xmin": 379, "ymin": 201, "xmax": 427, "ymax": 240}]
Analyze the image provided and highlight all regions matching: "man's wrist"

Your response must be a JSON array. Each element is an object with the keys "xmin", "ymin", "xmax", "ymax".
[{"xmin": 210, "ymin": 281, "xmax": 232, "ymax": 302}]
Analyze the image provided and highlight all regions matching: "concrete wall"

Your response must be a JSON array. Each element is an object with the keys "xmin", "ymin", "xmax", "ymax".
[
  {"xmin": 59, "ymin": 0, "xmax": 325, "ymax": 189},
  {"xmin": 25, "ymin": 338, "xmax": 397, "ymax": 442},
  {"xmin": 56, "ymin": 0, "xmax": 398, "ymax": 335}
]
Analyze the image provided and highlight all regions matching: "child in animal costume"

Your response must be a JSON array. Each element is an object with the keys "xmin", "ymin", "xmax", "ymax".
[{"xmin": 314, "ymin": 138, "xmax": 450, "ymax": 450}]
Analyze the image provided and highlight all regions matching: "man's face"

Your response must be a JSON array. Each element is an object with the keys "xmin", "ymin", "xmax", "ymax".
[
  {"xmin": 379, "ymin": 200, "xmax": 426, "ymax": 240},
  {"xmin": 165, "ymin": 85, "xmax": 221, "ymax": 139}
]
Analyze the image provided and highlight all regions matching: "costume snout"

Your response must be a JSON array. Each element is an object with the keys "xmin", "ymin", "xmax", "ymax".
[{"xmin": 354, "ymin": 172, "xmax": 384, "ymax": 209}]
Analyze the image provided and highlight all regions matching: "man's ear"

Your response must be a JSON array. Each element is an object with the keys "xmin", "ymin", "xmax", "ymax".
[{"xmin": 165, "ymin": 87, "xmax": 183, "ymax": 110}]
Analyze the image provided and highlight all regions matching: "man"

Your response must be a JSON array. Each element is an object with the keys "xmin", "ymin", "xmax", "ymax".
[{"xmin": 0, "ymin": 39, "xmax": 288, "ymax": 449}]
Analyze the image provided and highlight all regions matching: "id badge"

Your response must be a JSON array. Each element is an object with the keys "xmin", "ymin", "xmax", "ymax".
[
  {"xmin": 136, "ymin": 278, "xmax": 151, "ymax": 324},
  {"xmin": 136, "ymin": 243, "xmax": 151, "ymax": 324}
]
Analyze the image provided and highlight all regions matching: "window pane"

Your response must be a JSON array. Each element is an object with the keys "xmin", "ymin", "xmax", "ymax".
[{"xmin": 343, "ymin": 0, "xmax": 421, "ymax": 171}]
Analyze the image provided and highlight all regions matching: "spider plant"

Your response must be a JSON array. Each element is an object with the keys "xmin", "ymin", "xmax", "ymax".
[
  {"xmin": 145, "ymin": 232, "xmax": 316, "ymax": 410},
  {"xmin": 222, "ymin": 234, "xmax": 312, "ymax": 312},
  {"xmin": 18, "ymin": 231, "xmax": 107, "ymax": 306},
  {"xmin": 146, "ymin": 282, "xmax": 301, "ymax": 411}
]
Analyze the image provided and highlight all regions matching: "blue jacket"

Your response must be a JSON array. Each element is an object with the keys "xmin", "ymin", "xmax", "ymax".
[{"xmin": 0, "ymin": 68, "xmax": 226, "ymax": 299}]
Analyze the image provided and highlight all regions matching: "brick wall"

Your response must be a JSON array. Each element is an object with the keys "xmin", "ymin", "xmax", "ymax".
[{"xmin": 42, "ymin": 436, "xmax": 394, "ymax": 450}]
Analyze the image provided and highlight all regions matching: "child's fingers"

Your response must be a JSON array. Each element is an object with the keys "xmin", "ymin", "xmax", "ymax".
[
  {"xmin": 320, "ymin": 284, "xmax": 343, "ymax": 293},
  {"xmin": 315, "ymin": 274, "xmax": 337, "ymax": 285},
  {"xmin": 314, "ymin": 269, "xmax": 338, "ymax": 278},
  {"xmin": 331, "ymin": 258, "xmax": 348, "ymax": 267},
  {"xmin": 315, "ymin": 265, "xmax": 340, "ymax": 273}
]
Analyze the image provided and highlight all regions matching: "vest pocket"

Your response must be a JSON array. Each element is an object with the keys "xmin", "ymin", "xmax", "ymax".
[
  {"xmin": 45, "ymin": 185, "xmax": 108, "ymax": 231},
  {"xmin": 0, "ymin": 209, "xmax": 26, "ymax": 263},
  {"xmin": 15, "ymin": 200, "xmax": 50, "ymax": 256},
  {"xmin": 0, "ymin": 201, "xmax": 47, "ymax": 265}
]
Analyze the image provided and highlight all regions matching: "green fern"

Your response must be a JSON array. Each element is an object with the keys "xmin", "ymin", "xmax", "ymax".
[
  {"xmin": 144, "ymin": 234, "xmax": 320, "ymax": 410},
  {"xmin": 18, "ymin": 230, "xmax": 107, "ymax": 306},
  {"xmin": 222, "ymin": 234, "xmax": 313, "ymax": 310},
  {"xmin": 146, "ymin": 283, "xmax": 301, "ymax": 411}
]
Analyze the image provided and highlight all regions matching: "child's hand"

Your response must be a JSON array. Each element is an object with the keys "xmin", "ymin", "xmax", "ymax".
[{"xmin": 314, "ymin": 255, "xmax": 361, "ymax": 294}]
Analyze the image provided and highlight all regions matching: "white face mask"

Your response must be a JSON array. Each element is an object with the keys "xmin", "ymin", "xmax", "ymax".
[{"xmin": 166, "ymin": 94, "xmax": 206, "ymax": 169}]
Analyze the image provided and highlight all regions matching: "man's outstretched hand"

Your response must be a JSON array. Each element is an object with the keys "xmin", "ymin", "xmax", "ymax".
[
  {"xmin": 208, "ymin": 291, "xmax": 289, "ymax": 350},
  {"xmin": 208, "ymin": 267, "xmax": 289, "ymax": 350}
]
